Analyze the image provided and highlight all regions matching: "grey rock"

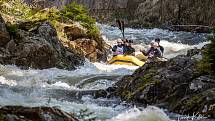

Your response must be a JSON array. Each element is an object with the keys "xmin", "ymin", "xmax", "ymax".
[
  {"xmin": 0, "ymin": 15, "xmax": 10, "ymax": 46},
  {"xmin": 110, "ymin": 51, "xmax": 215, "ymax": 118},
  {"xmin": 0, "ymin": 106, "xmax": 78, "ymax": 121},
  {"xmin": 0, "ymin": 20, "xmax": 84, "ymax": 70}
]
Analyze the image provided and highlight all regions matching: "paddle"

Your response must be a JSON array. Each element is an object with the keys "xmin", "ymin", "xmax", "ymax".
[{"xmin": 116, "ymin": 19, "xmax": 125, "ymax": 38}]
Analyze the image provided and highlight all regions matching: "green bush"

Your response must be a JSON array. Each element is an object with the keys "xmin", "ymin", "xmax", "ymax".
[
  {"xmin": 61, "ymin": 2, "xmax": 99, "ymax": 37},
  {"xmin": 0, "ymin": 0, "xmax": 34, "ymax": 19},
  {"xmin": 28, "ymin": 7, "xmax": 61, "ymax": 22},
  {"xmin": 6, "ymin": 24, "xmax": 19, "ymax": 37},
  {"xmin": 198, "ymin": 28, "xmax": 215, "ymax": 74}
]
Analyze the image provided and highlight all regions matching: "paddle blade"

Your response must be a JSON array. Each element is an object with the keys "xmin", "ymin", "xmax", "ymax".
[{"xmin": 116, "ymin": 19, "xmax": 122, "ymax": 30}]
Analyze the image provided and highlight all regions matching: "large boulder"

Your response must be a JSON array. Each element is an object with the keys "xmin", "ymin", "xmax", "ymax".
[
  {"xmin": 71, "ymin": 38, "xmax": 108, "ymax": 62},
  {"xmin": 64, "ymin": 22, "xmax": 87, "ymax": 41},
  {"xmin": 0, "ymin": 21, "xmax": 84, "ymax": 70},
  {"xmin": 55, "ymin": 21, "xmax": 109, "ymax": 62},
  {"xmin": 0, "ymin": 106, "xmax": 78, "ymax": 121},
  {"xmin": 0, "ymin": 15, "xmax": 10, "ymax": 46},
  {"xmin": 111, "ymin": 53, "xmax": 215, "ymax": 118}
]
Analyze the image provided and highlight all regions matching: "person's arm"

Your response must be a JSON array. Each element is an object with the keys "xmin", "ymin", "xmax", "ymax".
[
  {"xmin": 146, "ymin": 48, "xmax": 152, "ymax": 56},
  {"xmin": 140, "ymin": 48, "xmax": 150, "ymax": 56},
  {"xmin": 112, "ymin": 45, "xmax": 117, "ymax": 52}
]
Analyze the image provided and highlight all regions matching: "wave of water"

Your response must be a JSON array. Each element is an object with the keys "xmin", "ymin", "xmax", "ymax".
[
  {"xmin": 111, "ymin": 106, "xmax": 172, "ymax": 121},
  {"xmin": 0, "ymin": 23, "xmax": 211, "ymax": 121},
  {"xmin": 98, "ymin": 23, "xmax": 208, "ymax": 44}
]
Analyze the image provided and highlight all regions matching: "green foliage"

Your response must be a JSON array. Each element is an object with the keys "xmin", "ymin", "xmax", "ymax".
[
  {"xmin": 61, "ymin": 2, "xmax": 99, "ymax": 37},
  {"xmin": 184, "ymin": 95, "xmax": 203, "ymax": 109},
  {"xmin": 0, "ymin": 0, "xmax": 34, "ymax": 19},
  {"xmin": 1, "ymin": 0, "xmax": 99, "ymax": 37},
  {"xmin": 0, "ymin": 114, "xmax": 4, "ymax": 121},
  {"xmin": 6, "ymin": 24, "xmax": 19, "ymax": 37},
  {"xmin": 28, "ymin": 7, "xmax": 61, "ymax": 22},
  {"xmin": 198, "ymin": 28, "xmax": 215, "ymax": 74}
]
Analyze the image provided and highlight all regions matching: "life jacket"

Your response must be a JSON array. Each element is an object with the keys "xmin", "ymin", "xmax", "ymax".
[
  {"xmin": 147, "ymin": 48, "xmax": 162, "ymax": 58},
  {"xmin": 113, "ymin": 46, "xmax": 124, "ymax": 55}
]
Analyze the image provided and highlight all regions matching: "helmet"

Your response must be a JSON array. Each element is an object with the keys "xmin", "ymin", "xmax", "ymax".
[
  {"xmin": 117, "ymin": 39, "xmax": 123, "ymax": 43},
  {"xmin": 150, "ymin": 41, "xmax": 158, "ymax": 47},
  {"xmin": 128, "ymin": 40, "xmax": 133, "ymax": 43},
  {"xmin": 155, "ymin": 38, "xmax": 160, "ymax": 42}
]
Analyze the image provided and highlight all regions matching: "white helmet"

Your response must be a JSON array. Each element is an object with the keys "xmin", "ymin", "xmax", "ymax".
[
  {"xmin": 117, "ymin": 39, "xmax": 123, "ymax": 43},
  {"xmin": 150, "ymin": 41, "xmax": 158, "ymax": 47}
]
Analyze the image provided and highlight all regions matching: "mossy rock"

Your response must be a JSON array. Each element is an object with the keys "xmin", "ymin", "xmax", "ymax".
[
  {"xmin": 0, "ymin": 114, "xmax": 4, "ymax": 121},
  {"xmin": 18, "ymin": 19, "xmax": 46, "ymax": 31},
  {"xmin": 184, "ymin": 95, "xmax": 204, "ymax": 109}
]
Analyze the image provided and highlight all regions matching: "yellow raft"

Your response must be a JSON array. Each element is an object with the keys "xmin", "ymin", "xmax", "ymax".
[{"xmin": 108, "ymin": 54, "xmax": 147, "ymax": 67}]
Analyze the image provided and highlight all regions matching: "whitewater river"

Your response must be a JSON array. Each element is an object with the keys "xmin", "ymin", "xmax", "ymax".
[{"xmin": 0, "ymin": 24, "xmax": 213, "ymax": 121}]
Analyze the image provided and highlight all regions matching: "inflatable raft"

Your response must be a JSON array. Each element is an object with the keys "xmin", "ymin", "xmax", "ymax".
[{"xmin": 108, "ymin": 55, "xmax": 146, "ymax": 67}]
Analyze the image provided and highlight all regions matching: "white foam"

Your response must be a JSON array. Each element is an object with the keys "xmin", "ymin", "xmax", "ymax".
[
  {"xmin": 111, "ymin": 106, "xmax": 172, "ymax": 121},
  {"xmin": 161, "ymin": 41, "xmax": 210, "ymax": 58},
  {"xmin": 0, "ymin": 59, "xmax": 137, "ymax": 89},
  {"xmin": 0, "ymin": 76, "xmax": 17, "ymax": 86},
  {"xmin": 51, "ymin": 81, "xmax": 71, "ymax": 89},
  {"xmin": 0, "ymin": 88, "xmax": 124, "ymax": 120}
]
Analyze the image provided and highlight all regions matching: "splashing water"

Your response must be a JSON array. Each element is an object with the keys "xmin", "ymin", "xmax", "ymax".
[{"xmin": 111, "ymin": 106, "xmax": 172, "ymax": 121}]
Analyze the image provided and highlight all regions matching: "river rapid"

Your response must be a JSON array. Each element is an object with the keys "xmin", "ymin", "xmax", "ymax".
[{"xmin": 0, "ymin": 24, "xmax": 212, "ymax": 121}]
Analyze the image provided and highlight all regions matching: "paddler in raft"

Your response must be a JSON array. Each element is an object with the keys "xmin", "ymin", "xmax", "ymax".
[
  {"xmin": 112, "ymin": 39, "xmax": 125, "ymax": 56},
  {"xmin": 112, "ymin": 39, "xmax": 136, "ymax": 56},
  {"xmin": 141, "ymin": 41, "xmax": 163, "ymax": 62},
  {"xmin": 155, "ymin": 38, "xmax": 164, "ymax": 56},
  {"xmin": 124, "ymin": 40, "xmax": 135, "ymax": 56}
]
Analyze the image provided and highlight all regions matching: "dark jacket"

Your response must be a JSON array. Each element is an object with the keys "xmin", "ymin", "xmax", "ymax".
[
  {"xmin": 124, "ymin": 46, "xmax": 135, "ymax": 55},
  {"xmin": 159, "ymin": 45, "xmax": 164, "ymax": 54},
  {"xmin": 146, "ymin": 47, "xmax": 162, "ymax": 58}
]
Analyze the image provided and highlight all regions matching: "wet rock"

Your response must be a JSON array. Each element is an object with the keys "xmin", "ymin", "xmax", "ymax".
[
  {"xmin": 173, "ymin": 88, "xmax": 215, "ymax": 118},
  {"xmin": 0, "ymin": 20, "xmax": 84, "ymax": 70},
  {"xmin": 189, "ymin": 75, "xmax": 215, "ymax": 92},
  {"xmin": 0, "ymin": 15, "xmax": 10, "ymax": 47},
  {"xmin": 186, "ymin": 48, "xmax": 201, "ymax": 57},
  {"xmin": 0, "ymin": 106, "xmax": 78, "ymax": 121},
  {"xmin": 111, "ymin": 53, "xmax": 215, "ymax": 118},
  {"xmin": 73, "ymin": 38, "xmax": 107, "ymax": 62},
  {"xmin": 64, "ymin": 23, "xmax": 87, "ymax": 41},
  {"xmin": 54, "ymin": 21, "xmax": 109, "ymax": 62}
]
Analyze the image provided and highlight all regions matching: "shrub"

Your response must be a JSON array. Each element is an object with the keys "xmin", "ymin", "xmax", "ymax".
[
  {"xmin": 0, "ymin": 0, "xmax": 34, "ymax": 19},
  {"xmin": 61, "ymin": 2, "xmax": 99, "ymax": 37},
  {"xmin": 6, "ymin": 24, "xmax": 19, "ymax": 37},
  {"xmin": 198, "ymin": 28, "xmax": 215, "ymax": 74}
]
